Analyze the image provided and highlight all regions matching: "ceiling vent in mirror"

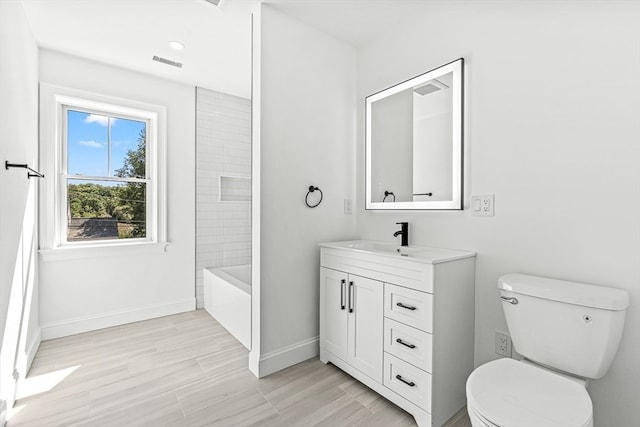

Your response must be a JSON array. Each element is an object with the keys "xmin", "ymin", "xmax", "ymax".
[
  {"xmin": 152, "ymin": 56, "xmax": 183, "ymax": 68},
  {"xmin": 414, "ymin": 79, "xmax": 449, "ymax": 96}
]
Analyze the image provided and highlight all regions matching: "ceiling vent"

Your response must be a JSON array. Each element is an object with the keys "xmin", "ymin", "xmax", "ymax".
[
  {"xmin": 152, "ymin": 56, "xmax": 183, "ymax": 68},
  {"xmin": 414, "ymin": 79, "xmax": 449, "ymax": 96},
  {"xmin": 203, "ymin": 0, "xmax": 222, "ymax": 5}
]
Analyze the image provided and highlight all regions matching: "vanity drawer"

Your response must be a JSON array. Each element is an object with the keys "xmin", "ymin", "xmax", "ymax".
[
  {"xmin": 384, "ymin": 318, "xmax": 432, "ymax": 373},
  {"xmin": 384, "ymin": 283, "xmax": 433, "ymax": 333},
  {"xmin": 383, "ymin": 353, "xmax": 432, "ymax": 412}
]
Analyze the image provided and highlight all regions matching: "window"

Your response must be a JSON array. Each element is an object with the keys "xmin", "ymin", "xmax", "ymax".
[
  {"xmin": 40, "ymin": 84, "xmax": 166, "ymax": 251},
  {"xmin": 64, "ymin": 108, "xmax": 149, "ymax": 242}
]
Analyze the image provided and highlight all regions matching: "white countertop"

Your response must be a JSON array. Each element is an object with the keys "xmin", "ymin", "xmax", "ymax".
[{"xmin": 319, "ymin": 240, "xmax": 476, "ymax": 264}]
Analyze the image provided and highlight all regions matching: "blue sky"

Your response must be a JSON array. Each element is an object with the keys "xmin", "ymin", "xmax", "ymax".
[{"xmin": 67, "ymin": 110, "xmax": 146, "ymax": 178}]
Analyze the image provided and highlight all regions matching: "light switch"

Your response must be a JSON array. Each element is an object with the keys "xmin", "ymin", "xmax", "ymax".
[{"xmin": 471, "ymin": 194, "xmax": 495, "ymax": 217}]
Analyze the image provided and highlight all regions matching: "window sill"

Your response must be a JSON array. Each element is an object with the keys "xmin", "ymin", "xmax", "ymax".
[{"xmin": 39, "ymin": 241, "xmax": 170, "ymax": 262}]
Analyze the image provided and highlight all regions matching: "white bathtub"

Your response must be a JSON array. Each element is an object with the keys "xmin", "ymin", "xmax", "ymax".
[{"xmin": 203, "ymin": 264, "xmax": 251, "ymax": 350}]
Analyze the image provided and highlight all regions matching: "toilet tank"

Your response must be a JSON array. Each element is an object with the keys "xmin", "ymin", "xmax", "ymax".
[{"xmin": 498, "ymin": 273, "xmax": 629, "ymax": 379}]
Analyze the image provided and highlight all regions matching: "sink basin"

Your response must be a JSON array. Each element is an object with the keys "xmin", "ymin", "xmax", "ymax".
[
  {"xmin": 345, "ymin": 241, "xmax": 429, "ymax": 257},
  {"xmin": 320, "ymin": 240, "xmax": 475, "ymax": 264},
  {"xmin": 344, "ymin": 241, "xmax": 401, "ymax": 253}
]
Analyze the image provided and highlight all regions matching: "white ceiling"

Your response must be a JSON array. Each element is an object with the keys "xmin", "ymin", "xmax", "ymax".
[
  {"xmin": 20, "ymin": 0, "xmax": 431, "ymax": 98},
  {"xmin": 21, "ymin": 0, "xmax": 256, "ymax": 98},
  {"xmin": 265, "ymin": 0, "xmax": 433, "ymax": 48}
]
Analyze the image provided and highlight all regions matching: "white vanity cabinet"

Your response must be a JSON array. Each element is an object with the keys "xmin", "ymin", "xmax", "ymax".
[
  {"xmin": 319, "ymin": 269, "xmax": 383, "ymax": 381},
  {"xmin": 319, "ymin": 241, "xmax": 476, "ymax": 427}
]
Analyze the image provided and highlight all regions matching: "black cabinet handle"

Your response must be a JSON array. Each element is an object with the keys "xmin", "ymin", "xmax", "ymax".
[
  {"xmin": 396, "ymin": 375, "xmax": 415, "ymax": 387},
  {"xmin": 340, "ymin": 279, "xmax": 346, "ymax": 310},
  {"xmin": 396, "ymin": 338, "xmax": 416, "ymax": 349},
  {"xmin": 348, "ymin": 281, "xmax": 354, "ymax": 313},
  {"xmin": 396, "ymin": 302, "xmax": 417, "ymax": 311}
]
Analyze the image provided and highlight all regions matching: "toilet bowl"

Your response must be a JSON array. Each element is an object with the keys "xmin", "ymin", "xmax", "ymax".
[
  {"xmin": 466, "ymin": 358, "xmax": 593, "ymax": 427},
  {"xmin": 465, "ymin": 273, "xmax": 629, "ymax": 427}
]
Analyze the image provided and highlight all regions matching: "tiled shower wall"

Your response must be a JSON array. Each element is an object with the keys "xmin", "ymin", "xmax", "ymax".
[{"xmin": 196, "ymin": 88, "xmax": 251, "ymax": 308}]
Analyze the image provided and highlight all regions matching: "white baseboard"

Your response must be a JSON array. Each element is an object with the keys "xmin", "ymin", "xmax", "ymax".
[
  {"xmin": 249, "ymin": 349, "xmax": 260, "ymax": 378},
  {"xmin": 41, "ymin": 298, "xmax": 196, "ymax": 340},
  {"xmin": 25, "ymin": 328, "xmax": 41, "ymax": 373},
  {"xmin": 251, "ymin": 336, "xmax": 319, "ymax": 378}
]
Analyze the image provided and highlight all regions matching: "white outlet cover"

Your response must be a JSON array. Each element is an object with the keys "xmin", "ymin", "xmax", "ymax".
[
  {"xmin": 471, "ymin": 194, "xmax": 495, "ymax": 216},
  {"xmin": 344, "ymin": 198, "xmax": 352, "ymax": 214},
  {"xmin": 495, "ymin": 331, "xmax": 512, "ymax": 357}
]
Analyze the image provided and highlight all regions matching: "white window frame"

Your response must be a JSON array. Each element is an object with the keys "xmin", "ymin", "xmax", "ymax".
[{"xmin": 39, "ymin": 83, "xmax": 167, "ymax": 258}]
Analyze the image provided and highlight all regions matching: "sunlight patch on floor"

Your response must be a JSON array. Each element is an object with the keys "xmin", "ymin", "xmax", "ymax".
[
  {"xmin": 15, "ymin": 365, "xmax": 80, "ymax": 400},
  {"xmin": 7, "ymin": 403, "xmax": 25, "ymax": 421}
]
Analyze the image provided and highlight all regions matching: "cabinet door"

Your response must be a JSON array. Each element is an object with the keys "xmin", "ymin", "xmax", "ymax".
[
  {"xmin": 320, "ymin": 268, "xmax": 348, "ymax": 360},
  {"xmin": 347, "ymin": 275, "xmax": 383, "ymax": 382}
]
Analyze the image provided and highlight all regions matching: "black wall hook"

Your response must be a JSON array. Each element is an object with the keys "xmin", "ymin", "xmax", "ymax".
[{"xmin": 305, "ymin": 185, "xmax": 323, "ymax": 208}]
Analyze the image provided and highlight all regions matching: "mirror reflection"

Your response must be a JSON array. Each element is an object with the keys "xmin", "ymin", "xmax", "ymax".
[{"xmin": 366, "ymin": 59, "xmax": 463, "ymax": 210}]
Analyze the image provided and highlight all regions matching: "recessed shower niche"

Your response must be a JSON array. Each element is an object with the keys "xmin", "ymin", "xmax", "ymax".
[{"xmin": 219, "ymin": 175, "xmax": 251, "ymax": 202}]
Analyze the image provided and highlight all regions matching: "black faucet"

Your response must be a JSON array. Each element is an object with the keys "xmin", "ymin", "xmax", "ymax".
[{"xmin": 393, "ymin": 222, "xmax": 409, "ymax": 246}]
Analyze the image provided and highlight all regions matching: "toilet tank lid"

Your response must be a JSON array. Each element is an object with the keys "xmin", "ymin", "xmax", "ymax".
[{"xmin": 498, "ymin": 273, "xmax": 630, "ymax": 310}]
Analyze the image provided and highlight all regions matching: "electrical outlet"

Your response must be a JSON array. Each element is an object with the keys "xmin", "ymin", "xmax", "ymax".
[
  {"xmin": 495, "ymin": 331, "xmax": 512, "ymax": 357},
  {"xmin": 344, "ymin": 198, "xmax": 352, "ymax": 214},
  {"xmin": 471, "ymin": 194, "xmax": 495, "ymax": 216}
]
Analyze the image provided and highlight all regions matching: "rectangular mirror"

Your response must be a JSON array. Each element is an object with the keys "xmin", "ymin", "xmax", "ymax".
[{"xmin": 366, "ymin": 58, "xmax": 463, "ymax": 210}]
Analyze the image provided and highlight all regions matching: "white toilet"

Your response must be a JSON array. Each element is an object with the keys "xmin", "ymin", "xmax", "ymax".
[{"xmin": 466, "ymin": 273, "xmax": 630, "ymax": 427}]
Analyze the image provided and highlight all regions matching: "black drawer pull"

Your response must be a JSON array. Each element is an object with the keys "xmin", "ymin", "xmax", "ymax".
[
  {"xmin": 396, "ymin": 338, "xmax": 416, "ymax": 349},
  {"xmin": 396, "ymin": 375, "xmax": 415, "ymax": 387},
  {"xmin": 396, "ymin": 302, "xmax": 417, "ymax": 311}
]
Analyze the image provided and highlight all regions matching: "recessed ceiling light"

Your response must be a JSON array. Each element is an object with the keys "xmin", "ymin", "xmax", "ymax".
[{"xmin": 169, "ymin": 41, "xmax": 185, "ymax": 51}]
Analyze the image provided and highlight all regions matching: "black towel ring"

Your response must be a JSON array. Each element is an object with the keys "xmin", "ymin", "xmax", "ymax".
[
  {"xmin": 305, "ymin": 186, "xmax": 323, "ymax": 208},
  {"xmin": 382, "ymin": 190, "xmax": 395, "ymax": 203}
]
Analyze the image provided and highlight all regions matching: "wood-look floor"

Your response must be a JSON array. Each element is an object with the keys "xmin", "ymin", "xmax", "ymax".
[{"xmin": 8, "ymin": 310, "xmax": 471, "ymax": 427}]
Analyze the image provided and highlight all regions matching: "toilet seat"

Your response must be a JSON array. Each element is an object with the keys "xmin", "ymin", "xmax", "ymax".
[
  {"xmin": 466, "ymin": 358, "xmax": 593, "ymax": 427},
  {"xmin": 468, "ymin": 403, "xmax": 501, "ymax": 427}
]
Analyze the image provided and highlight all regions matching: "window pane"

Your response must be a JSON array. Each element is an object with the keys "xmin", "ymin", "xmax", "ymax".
[
  {"xmin": 67, "ymin": 110, "xmax": 109, "ymax": 176},
  {"xmin": 67, "ymin": 179, "xmax": 146, "ymax": 241},
  {"xmin": 110, "ymin": 118, "xmax": 146, "ymax": 178}
]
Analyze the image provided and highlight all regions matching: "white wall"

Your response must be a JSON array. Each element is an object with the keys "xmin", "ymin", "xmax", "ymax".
[
  {"xmin": 0, "ymin": 0, "xmax": 40, "ymax": 418},
  {"xmin": 356, "ymin": 1, "xmax": 640, "ymax": 425},
  {"xmin": 252, "ymin": 5, "xmax": 357, "ymax": 376},
  {"xmin": 38, "ymin": 50, "xmax": 196, "ymax": 338},
  {"xmin": 196, "ymin": 88, "xmax": 251, "ymax": 308}
]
